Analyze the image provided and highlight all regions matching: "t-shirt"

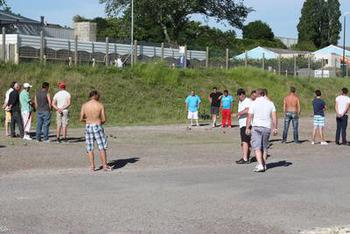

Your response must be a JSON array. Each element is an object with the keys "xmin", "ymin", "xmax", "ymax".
[
  {"xmin": 313, "ymin": 98, "xmax": 326, "ymax": 116},
  {"xmin": 209, "ymin": 92, "xmax": 223, "ymax": 107},
  {"xmin": 221, "ymin": 95, "xmax": 234, "ymax": 110},
  {"xmin": 53, "ymin": 90, "xmax": 71, "ymax": 109},
  {"xmin": 238, "ymin": 98, "xmax": 252, "ymax": 128},
  {"xmin": 248, "ymin": 97, "xmax": 276, "ymax": 129},
  {"xmin": 20, "ymin": 90, "xmax": 32, "ymax": 113},
  {"xmin": 336, "ymin": 95, "xmax": 350, "ymax": 115},
  {"xmin": 4, "ymin": 88, "xmax": 13, "ymax": 105},
  {"xmin": 185, "ymin": 95, "xmax": 201, "ymax": 112}
]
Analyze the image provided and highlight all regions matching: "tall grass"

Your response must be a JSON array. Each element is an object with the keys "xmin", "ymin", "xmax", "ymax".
[{"xmin": 1, "ymin": 62, "xmax": 350, "ymax": 127}]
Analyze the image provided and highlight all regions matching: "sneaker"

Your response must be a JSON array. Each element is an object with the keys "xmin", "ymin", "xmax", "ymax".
[
  {"xmin": 44, "ymin": 140, "xmax": 50, "ymax": 144},
  {"xmin": 253, "ymin": 165, "xmax": 265, "ymax": 173},
  {"xmin": 321, "ymin": 141, "xmax": 328, "ymax": 145},
  {"xmin": 311, "ymin": 141, "xmax": 315, "ymax": 145},
  {"xmin": 236, "ymin": 158, "xmax": 249, "ymax": 164},
  {"xmin": 23, "ymin": 135, "xmax": 32, "ymax": 141}
]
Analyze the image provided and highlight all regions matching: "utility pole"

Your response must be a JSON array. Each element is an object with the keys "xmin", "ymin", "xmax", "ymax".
[{"xmin": 131, "ymin": 0, "xmax": 134, "ymax": 66}]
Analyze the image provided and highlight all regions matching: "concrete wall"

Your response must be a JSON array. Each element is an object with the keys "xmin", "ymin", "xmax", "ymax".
[{"xmin": 74, "ymin": 22, "xmax": 97, "ymax": 42}]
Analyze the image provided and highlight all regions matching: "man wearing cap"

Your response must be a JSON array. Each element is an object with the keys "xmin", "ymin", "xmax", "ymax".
[
  {"xmin": 52, "ymin": 82, "xmax": 71, "ymax": 143},
  {"xmin": 20, "ymin": 83, "xmax": 34, "ymax": 140}
]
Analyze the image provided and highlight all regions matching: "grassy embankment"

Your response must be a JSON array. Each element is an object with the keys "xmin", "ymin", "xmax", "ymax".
[{"xmin": 1, "ymin": 62, "xmax": 350, "ymax": 127}]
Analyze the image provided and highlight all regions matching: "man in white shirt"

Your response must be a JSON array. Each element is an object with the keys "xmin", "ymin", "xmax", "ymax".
[
  {"xmin": 2, "ymin": 81, "xmax": 16, "ymax": 136},
  {"xmin": 52, "ymin": 82, "xmax": 71, "ymax": 143},
  {"xmin": 236, "ymin": 89, "xmax": 252, "ymax": 164},
  {"xmin": 246, "ymin": 89, "xmax": 278, "ymax": 172},
  {"xmin": 335, "ymin": 87, "xmax": 350, "ymax": 145}
]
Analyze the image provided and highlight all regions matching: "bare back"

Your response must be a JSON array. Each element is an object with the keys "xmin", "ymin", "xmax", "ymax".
[
  {"xmin": 284, "ymin": 94, "xmax": 300, "ymax": 113},
  {"xmin": 80, "ymin": 100, "xmax": 106, "ymax": 125}
]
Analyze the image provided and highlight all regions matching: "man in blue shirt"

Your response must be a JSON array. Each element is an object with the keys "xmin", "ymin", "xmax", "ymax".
[
  {"xmin": 220, "ymin": 90, "xmax": 234, "ymax": 128},
  {"xmin": 312, "ymin": 90, "xmax": 327, "ymax": 145},
  {"xmin": 185, "ymin": 90, "xmax": 201, "ymax": 129}
]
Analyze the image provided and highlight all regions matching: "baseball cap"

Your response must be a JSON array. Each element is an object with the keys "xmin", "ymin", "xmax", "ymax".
[
  {"xmin": 23, "ymin": 83, "xmax": 32, "ymax": 88},
  {"xmin": 58, "ymin": 82, "xmax": 66, "ymax": 89}
]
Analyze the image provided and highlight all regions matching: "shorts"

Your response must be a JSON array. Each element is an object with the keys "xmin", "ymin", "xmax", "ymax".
[
  {"xmin": 188, "ymin": 111, "xmax": 198, "ymax": 120},
  {"xmin": 5, "ymin": 111, "xmax": 11, "ymax": 124},
  {"xmin": 85, "ymin": 124, "xmax": 108, "ymax": 152},
  {"xmin": 251, "ymin": 126, "xmax": 271, "ymax": 151},
  {"xmin": 313, "ymin": 115, "xmax": 325, "ymax": 127},
  {"xmin": 210, "ymin": 106, "xmax": 220, "ymax": 115},
  {"xmin": 240, "ymin": 126, "xmax": 251, "ymax": 144},
  {"xmin": 56, "ymin": 110, "xmax": 69, "ymax": 127}
]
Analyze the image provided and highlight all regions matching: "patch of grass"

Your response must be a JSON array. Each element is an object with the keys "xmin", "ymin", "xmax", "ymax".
[{"xmin": 1, "ymin": 62, "xmax": 350, "ymax": 127}]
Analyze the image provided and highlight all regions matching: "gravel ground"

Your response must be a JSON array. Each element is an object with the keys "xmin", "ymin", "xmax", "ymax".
[{"xmin": 1, "ymin": 115, "xmax": 350, "ymax": 234}]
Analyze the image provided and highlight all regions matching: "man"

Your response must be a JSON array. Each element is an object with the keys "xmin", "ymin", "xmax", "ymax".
[
  {"xmin": 2, "ymin": 81, "xmax": 16, "ymax": 136},
  {"xmin": 335, "ymin": 88, "xmax": 350, "ymax": 145},
  {"xmin": 7, "ymin": 83, "xmax": 25, "ymax": 139},
  {"xmin": 80, "ymin": 90, "xmax": 112, "ymax": 172},
  {"xmin": 35, "ymin": 82, "xmax": 52, "ymax": 143},
  {"xmin": 208, "ymin": 87, "xmax": 222, "ymax": 128},
  {"xmin": 312, "ymin": 90, "xmax": 327, "ymax": 145},
  {"xmin": 282, "ymin": 87, "xmax": 301, "ymax": 144},
  {"xmin": 185, "ymin": 90, "xmax": 201, "ymax": 129},
  {"xmin": 250, "ymin": 90, "xmax": 257, "ymax": 101},
  {"xmin": 246, "ymin": 89, "xmax": 278, "ymax": 172},
  {"xmin": 52, "ymin": 82, "xmax": 71, "ymax": 143},
  {"xmin": 220, "ymin": 90, "xmax": 234, "ymax": 128},
  {"xmin": 20, "ymin": 83, "xmax": 33, "ymax": 140},
  {"xmin": 236, "ymin": 89, "xmax": 252, "ymax": 164}
]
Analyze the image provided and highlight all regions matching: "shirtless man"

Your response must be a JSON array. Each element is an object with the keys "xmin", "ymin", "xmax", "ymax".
[
  {"xmin": 80, "ymin": 90, "xmax": 112, "ymax": 172},
  {"xmin": 282, "ymin": 87, "xmax": 301, "ymax": 144}
]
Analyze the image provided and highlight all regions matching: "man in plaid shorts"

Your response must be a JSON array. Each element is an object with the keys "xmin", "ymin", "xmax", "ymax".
[{"xmin": 80, "ymin": 90, "xmax": 112, "ymax": 172}]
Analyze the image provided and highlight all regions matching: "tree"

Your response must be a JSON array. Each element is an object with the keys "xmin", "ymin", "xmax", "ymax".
[
  {"xmin": 297, "ymin": 0, "xmax": 341, "ymax": 49},
  {"xmin": 99, "ymin": 0, "xmax": 252, "ymax": 45},
  {"xmin": 242, "ymin": 20, "xmax": 274, "ymax": 40}
]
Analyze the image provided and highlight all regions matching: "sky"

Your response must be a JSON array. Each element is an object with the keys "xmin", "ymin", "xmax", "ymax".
[{"xmin": 8, "ymin": 0, "xmax": 350, "ymax": 45}]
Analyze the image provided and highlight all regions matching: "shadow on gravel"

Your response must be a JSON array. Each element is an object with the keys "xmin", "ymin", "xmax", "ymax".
[
  {"xmin": 0, "ymin": 145, "xmax": 6, "ymax": 148},
  {"xmin": 108, "ymin": 157, "xmax": 140, "ymax": 170},
  {"xmin": 267, "ymin": 160, "xmax": 292, "ymax": 170}
]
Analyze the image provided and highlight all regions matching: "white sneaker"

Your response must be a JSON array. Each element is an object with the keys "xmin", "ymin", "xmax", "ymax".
[
  {"xmin": 253, "ymin": 164, "xmax": 265, "ymax": 172},
  {"xmin": 311, "ymin": 141, "xmax": 315, "ymax": 145},
  {"xmin": 23, "ymin": 135, "xmax": 32, "ymax": 141},
  {"xmin": 321, "ymin": 141, "xmax": 328, "ymax": 145}
]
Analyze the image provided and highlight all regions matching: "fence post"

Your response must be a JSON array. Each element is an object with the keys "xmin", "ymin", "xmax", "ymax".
[
  {"xmin": 308, "ymin": 54, "xmax": 311, "ymax": 78},
  {"xmin": 184, "ymin": 45, "xmax": 187, "ymax": 68},
  {"xmin": 278, "ymin": 55, "xmax": 281, "ymax": 75},
  {"xmin": 161, "ymin": 42, "xmax": 164, "ymax": 60},
  {"xmin": 293, "ymin": 55, "xmax": 297, "ymax": 77},
  {"xmin": 262, "ymin": 53, "xmax": 265, "ymax": 70},
  {"xmin": 334, "ymin": 57, "xmax": 337, "ymax": 77},
  {"xmin": 91, "ymin": 42, "xmax": 95, "ymax": 63},
  {"xmin": 105, "ymin": 37, "xmax": 109, "ymax": 66},
  {"xmin": 43, "ymin": 55, "xmax": 47, "ymax": 66},
  {"xmin": 321, "ymin": 59, "xmax": 324, "ymax": 78},
  {"xmin": 1, "ymin": 27, "xmax": 5, "ymax": 62},
  {"xmin": 205, "ymin": 46, "xmax": 209, "ymax": 69},
  {"xmin": 74, "ymin": 35, "xmax": 78, "ymax": 66},
  {"xmin": 133, "ymin": 40, "xmax": 138, "ymax": 65},
  {"xmin": 244, "ymin": 51, "xmax": 248, "ymax": 67},
  {"xmin": 15, "ymin": 33, "xmax": 19, "ymax": 64},
  {"xmin": 40, "ymin": 31, "xmax": 44, "ymax": 63},
  {"xmin": 225, "ymin": 48, "xmax": 229, "ymax": 70}
]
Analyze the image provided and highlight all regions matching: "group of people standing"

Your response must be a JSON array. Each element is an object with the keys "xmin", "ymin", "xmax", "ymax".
[
  {"xmin": 185, "ymin": 86, "xmax": 350, "ymax": 172},
  {"xmin": 2, "ymin": 81, "xmax": 71, "ymax": 143}
]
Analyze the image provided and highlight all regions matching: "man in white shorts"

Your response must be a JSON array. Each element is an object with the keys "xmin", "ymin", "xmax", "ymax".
[
  {"xmin": 185, "ymin": 90, "xmax": 201, "ymax": 129},
  {"xmin": 246, "ymin": 89, "xmax": 278, "ymax": 173},
  {"xmin": 52, "ymin": 82, "xmax": 71, "ymax": 143}
]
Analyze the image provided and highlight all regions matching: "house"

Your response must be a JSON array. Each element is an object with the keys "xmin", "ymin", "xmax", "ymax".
[
  {"xmin": 311, "ymin": 45, "xmax": 350, "ymax": 68},
  {"xmin": 234, "ymin": 46, "xmax": 309, "ymax": 60},
  {"xmin": 0, "ymin": 10, "xmax": 75, "ymax": 40}
]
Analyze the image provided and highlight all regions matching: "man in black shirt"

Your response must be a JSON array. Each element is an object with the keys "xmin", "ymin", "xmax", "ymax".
[
  {"xmin": 7, "ymin": 83, "xmax": 24, "ymax": 138},
  {"xmin": 208, "ymin": 87, "xmax": 223, "ymax": 128}
]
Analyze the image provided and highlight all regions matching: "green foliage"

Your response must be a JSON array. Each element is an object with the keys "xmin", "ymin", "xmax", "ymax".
[
  {"xmin": 242, "ymin": 20, "xmax": 274, "ymax": 41},
  {"xmin": 297, "ymin": 0, "xmax": 341, "ymax": 48},
  {"xmin": 291, "ymin": 41, "xmax": 317, "ymax": 52},
  {"xmin": 99, "ymin": 0, "xmax": 252, "ymax": 44},
  {"xmin": 1, "ymin": 63, "xmax": 349, "ymax": 127}
]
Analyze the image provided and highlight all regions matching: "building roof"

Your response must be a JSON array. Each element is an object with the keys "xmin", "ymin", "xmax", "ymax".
[
  {"xmin": 262, "ymin": 47, "xmax": 309, "ymax": 55},
  {"xmin": 0, "ymin": 10, "xmax": 41, "ymax": 25},
  {"xmin": 312, "ymin": 45, "xmax": 350, "ymax": 57}
]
